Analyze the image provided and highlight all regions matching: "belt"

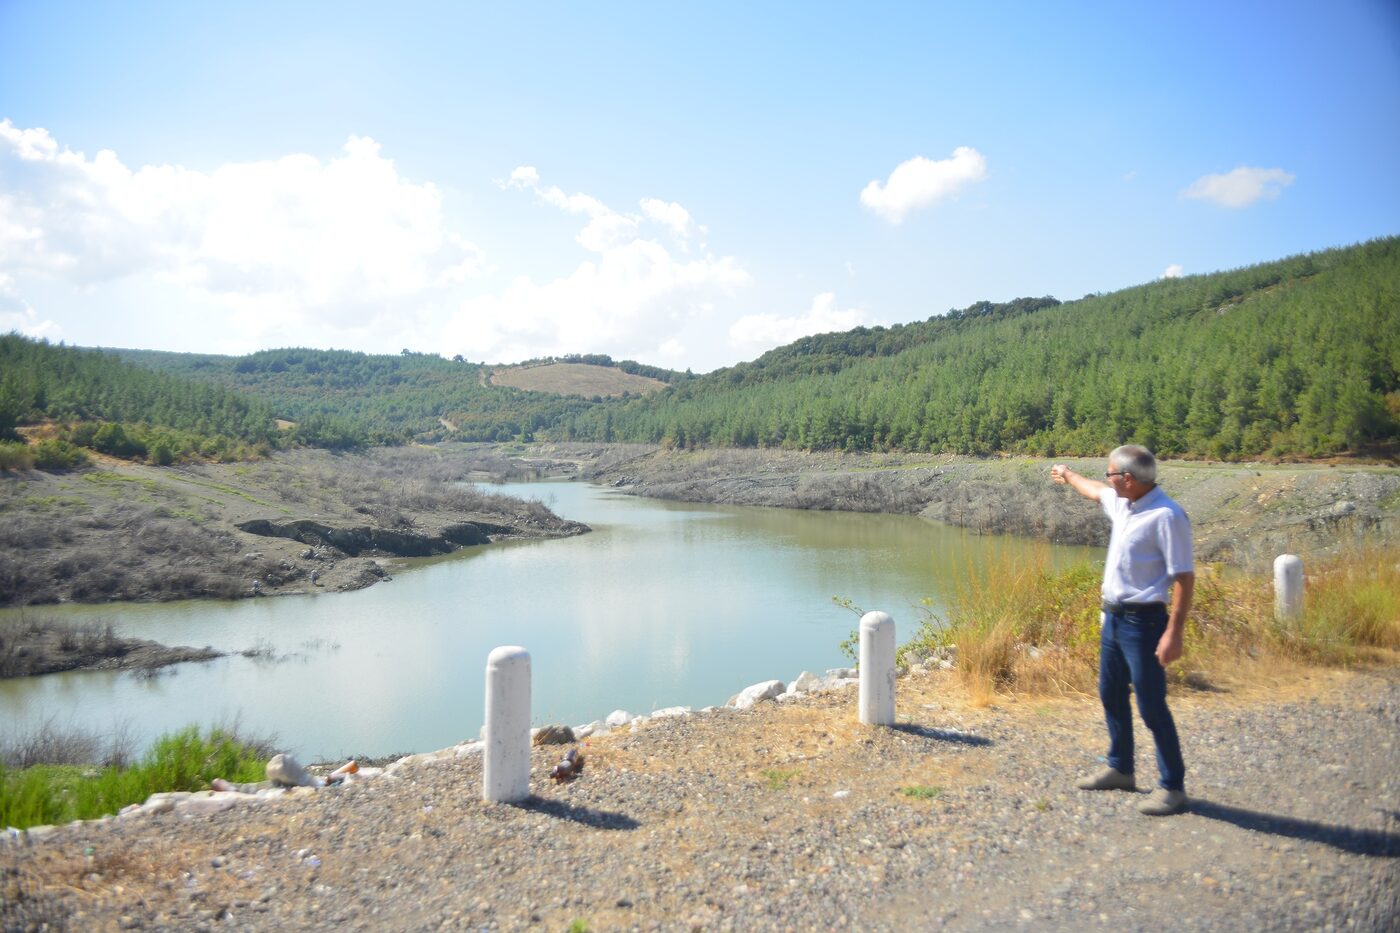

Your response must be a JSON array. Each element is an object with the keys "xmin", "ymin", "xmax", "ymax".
[{"xmin": 1102, "ymin": 600, "xmax": 1167, "ymax": 614}]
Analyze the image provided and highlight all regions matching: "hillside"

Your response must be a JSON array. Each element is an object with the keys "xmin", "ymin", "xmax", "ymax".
[
  {"xmin": 490, "ymin": 361, "xmax": 668, "ymax": 397},
  {"xmin": 561, "ymin": 238, "xmax": 1400, "ymax": 460},
  {"xmin": 7, "ymin": 238, "xmax": 1396, "ymax": 465}
]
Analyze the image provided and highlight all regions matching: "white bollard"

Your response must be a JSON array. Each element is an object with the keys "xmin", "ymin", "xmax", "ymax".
[
  {"xmin": 859, "ymin": 611, "xmax": 896, "ymax": 726},
  {"xmin": 483, "ymin": 645, "xmax": 531, "ymax": 803},
  {"xmin": 1274, "ymin": 554, "xmax": 1304, "ymax": 621}
]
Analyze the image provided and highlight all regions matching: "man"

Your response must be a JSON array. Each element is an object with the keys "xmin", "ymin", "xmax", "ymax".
[{"xmin": 1051, "ymin": 445, "xmax": 1194, "ymax": 816}]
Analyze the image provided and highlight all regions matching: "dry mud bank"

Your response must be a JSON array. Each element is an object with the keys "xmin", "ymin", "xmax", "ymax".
[
  {"xmin": 0, "ymin": 447, "xmax": 587, "ymax": 609},
  {"xmin": 543, "ymin": 444, "xmax": 1400, "ymax": 571},
  {"xmin": 3, "ymin": 665, "xmax": 1397, "ymax": 931}
]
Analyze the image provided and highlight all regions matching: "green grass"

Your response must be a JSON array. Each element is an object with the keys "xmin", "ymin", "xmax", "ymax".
[
  {"xmin": 899, "ymin": 785, "xmax": 942, "ymax": 799},
  {"xmin": 759, "ymin": 768, "xmax": 800, "ymax": 791},
  {"xmin": 0, "ymin": 726, "xmax": 269, "ymax": 830}
]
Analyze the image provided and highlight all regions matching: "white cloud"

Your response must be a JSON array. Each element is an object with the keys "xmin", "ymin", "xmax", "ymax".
[
  {"xmin": 1162, "ymin": 264, "xmax": 1184, "ymax": 278},
  {"xmin": 0, "ymin": 121, "xmax": 485, "ymax": 346},
  {"xmin": 448, "ymin": 168, "xmax": 749, "ymax": 363},
  {"xmin": 727, "ymin": 292, "xmax": 868, "ymax": 357},
  {"xmin": 860, "ymin": 147, "xmax": 988, "ymax": 224},
  {"xmin": 1181, "ymin": 166, "xmax": 1295, "ymax": 208},
  {"xmin": 640, "ymin": 198, "xmax": 695, "ymax": 240},
  {"xmin": 0, "ymin": 272, "xmax": 62, "ymax": 340}
]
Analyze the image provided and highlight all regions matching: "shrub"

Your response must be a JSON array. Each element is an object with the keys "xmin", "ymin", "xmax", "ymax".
[
  {"xmin": 0, "ymin": 440, "xmax": 34, "ymax": 471},
  {"xmin": 32, "ymin": 439, "xmax": 88, "ymax": 471}
]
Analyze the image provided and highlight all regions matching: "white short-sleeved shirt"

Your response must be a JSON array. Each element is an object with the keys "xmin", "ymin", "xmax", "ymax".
[{"xmin": 1098, "ymin": 485, "xmax": 1194, "ymax": 605}]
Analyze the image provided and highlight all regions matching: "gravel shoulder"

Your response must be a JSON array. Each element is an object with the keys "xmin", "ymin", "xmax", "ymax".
[{"xmin": 5, "ymin": 663, "xmax": 1397, "ymax": 931}]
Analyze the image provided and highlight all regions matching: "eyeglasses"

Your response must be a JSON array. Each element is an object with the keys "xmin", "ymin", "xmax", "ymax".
[{"xmin": 1105, "ymin": 471, "xmax": 1129, "ymax": 479}]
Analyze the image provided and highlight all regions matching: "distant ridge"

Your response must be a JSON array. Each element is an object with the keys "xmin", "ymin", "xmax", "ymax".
[{"xmin": 6, "ymin": 237, "xmax": 1395, "ymax": 462}]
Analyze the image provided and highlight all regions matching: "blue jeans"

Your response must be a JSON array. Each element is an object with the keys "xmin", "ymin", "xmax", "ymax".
[{"xmin": 1099, "ymin": 606, "xmax": 1186, "ymax": 791}]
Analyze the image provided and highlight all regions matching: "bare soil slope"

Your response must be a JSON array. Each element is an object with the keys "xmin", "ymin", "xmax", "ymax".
[
  {"xmin": 553, "ymin": 444, "xmax": 1400, "ymax": 571},
  {"xmin": 0, "ymin": 447, "xmax": 588, "ymax": 607},
  {"xmin": 490, "ymin": 362, "xmax": 667, "ymax": 397}
]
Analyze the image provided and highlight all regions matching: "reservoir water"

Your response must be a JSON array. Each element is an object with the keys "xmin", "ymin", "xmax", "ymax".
[{"xmin": 0, "ymin": 481, "xmax": 1097, "ymax": 761}]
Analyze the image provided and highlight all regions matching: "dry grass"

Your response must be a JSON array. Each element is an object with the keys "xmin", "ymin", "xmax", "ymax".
[
  {"xmin": 491, "ymin": 363, "xmax": 667, "ymax": 398},
  {"xmin": 905, "ymin": 543, "xmax": 1400, "ymax": 707}
]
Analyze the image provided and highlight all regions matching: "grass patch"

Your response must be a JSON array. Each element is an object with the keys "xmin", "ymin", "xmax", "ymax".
[
  {"xmin": 899, "ymin": 543, "xmax": 1400, "ymax": 705},
  {"xmin": 759, "ymin": 767, "xmax": 800, "ymax": 791},
  {"xmin": 899, "ymin": 785, "xmax": 942, "ymax": 799},
  {"xmin": 0, "ymin": 725, "xmax": 273, "ymax": 829}
]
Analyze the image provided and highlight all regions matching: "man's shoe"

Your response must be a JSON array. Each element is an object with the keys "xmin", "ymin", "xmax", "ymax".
[
  {"xmin": 1075, "ymin": 767, "xmax": 1136, "ymax": 791},
  {"xmin": 1137, "ymin": 788, "xmax": 1188, "ymax": 816}
]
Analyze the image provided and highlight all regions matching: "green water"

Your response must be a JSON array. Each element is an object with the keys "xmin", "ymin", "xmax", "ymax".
[{"xmin": 0, "ymin": 481, "xmax": 1097, "ymax": 760}]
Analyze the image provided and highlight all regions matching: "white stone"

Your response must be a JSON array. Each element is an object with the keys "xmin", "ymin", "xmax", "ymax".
[
  {"xmin": 731, "ymin": 679, "xmax": 785, "ymax": 709},
  {"xmin": 175, "ymin": 792, "xmax": 243, "ymax": 817},
  {"xmin": 825, "ymin": 667, "xmax": 856, "ymax": 680},
  {"xmin": 605, "ymin": 709, "xmax": 635, "ymax": 727},
  {"xmin": 140, "ymin": 792, "xmax": 190, "ymax": 815},
  {"xmin": 651, "ymin": 706, "xmax": 692, "ymax": 719},
  {"xmin": 266, "ymin": 753, "xmax": 319, "ymax": 788},
  {"xmin": 793, "ymin": 671, "xmax": 823, "ymax": 693},
  {"xmin": 454, "ymin": 742, "xmax": 484, "ymax": 758},
  {"xmin": 575, "ymin": 720, "xmax": 603, "ymax": 738}
]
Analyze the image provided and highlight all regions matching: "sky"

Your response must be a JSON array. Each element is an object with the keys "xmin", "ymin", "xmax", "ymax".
[{"xmin": 1, "ymin": 1, "xmax": 1398, "ymax": 374}]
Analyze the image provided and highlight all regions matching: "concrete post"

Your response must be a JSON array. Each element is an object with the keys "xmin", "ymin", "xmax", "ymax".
[
  {"xmin": 1274, "ymin": 554, "xmax": 1304, "ymax": 622},
  {"xmin": 483, "ymin": 645, "xmax": 531, "ymax": 803},
  {"xmin": 859, "ymin": 611, "xmax": 896, "ymax": 726}
]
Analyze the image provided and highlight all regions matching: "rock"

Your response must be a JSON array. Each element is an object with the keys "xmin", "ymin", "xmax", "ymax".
[
  {"xmin": 825, "ymin": 667, "xmax": 856, "ymax": 680},
  {"xmin": 532, "ymin": 724, "xmax": 576, "ymax": 745},
  {"xmin": 605, "ymin": 709, "xmax": 635, "ymax": 727},
  {"xmin": 730, "ymin": 679, "xmax": 785, "ymax": 709},
  {"xmin": 650, "ymin": 706, "xmax": 691, "ymax": 719},
  {"xmin": 266, "ymin": 753, "xmax": 319, "ymax": 788},
  {"xmin": 575, "ymin": 720, "xmax": 605, "ymax": 738},
  {"xmin": 792, "ymin": 671, "xmax": 823, "ymax": 693},
  {"xmin": 175, "ymin": 792, "xmax": 243, "ymax": 817},
  {"xmin": 140, "ymin": 792, "xmax": 191, "ymax": 815}
]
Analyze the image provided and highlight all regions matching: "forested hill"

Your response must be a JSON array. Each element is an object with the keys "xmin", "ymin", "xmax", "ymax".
[
  {"xmin": 561, "ymin": 238, "xmax": 1400, "ymax": 459},
  {"xmin": 5, "ymin": 237, "xmax": 1396, "ymax": 466},
  {"xmin": 110, "ymin": 347, "xmax": 597, "ymax": 444},
  {"xmin": 0, "ymin": 336, "xmax": 284, "ymax": 463}
]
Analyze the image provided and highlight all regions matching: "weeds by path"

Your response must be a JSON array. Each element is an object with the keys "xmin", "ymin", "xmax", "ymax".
[{"xmin": 901, "ymin": 543, "xmax": 1400, "ymax": 705}]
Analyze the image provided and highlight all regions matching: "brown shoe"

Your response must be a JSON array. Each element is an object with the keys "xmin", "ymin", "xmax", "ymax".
[
  {"xmin": 1075, "ymin": 766, "xmax": 1136, "ymax": 791},
  {"xmin": 1138, "ymin": 788, "xmax": 1188, "ymax": 816}
]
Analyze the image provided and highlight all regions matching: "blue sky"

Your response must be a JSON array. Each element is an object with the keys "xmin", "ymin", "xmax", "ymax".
[{"xmin": 2, "ymin": 1, "xmax": 1397, "ymax": 372}]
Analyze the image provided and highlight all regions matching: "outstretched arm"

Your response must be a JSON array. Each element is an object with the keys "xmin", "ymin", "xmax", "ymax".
[{"xmin": 1050, "ymin": 464, "xmax": 1108, "ymax": 501}]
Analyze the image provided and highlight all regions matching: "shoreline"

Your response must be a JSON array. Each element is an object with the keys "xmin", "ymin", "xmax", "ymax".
[
  {"xmin": 0, "ymin": 447, "xmax": 589, "ymax": 610},
  {"xmin": 5, "ymin": 443, "xmax": 1397, "ymax": 612}
]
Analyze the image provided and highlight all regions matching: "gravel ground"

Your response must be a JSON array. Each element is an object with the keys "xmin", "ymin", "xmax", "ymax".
[{"xmin": 4, "ymin": 666, "xmax": 1397, "ymax": 932}]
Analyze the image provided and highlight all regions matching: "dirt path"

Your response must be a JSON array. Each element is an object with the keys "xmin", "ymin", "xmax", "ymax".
[{"xmin": 4, "ymin": 665, "xmax": 1396, "ymax": 930}]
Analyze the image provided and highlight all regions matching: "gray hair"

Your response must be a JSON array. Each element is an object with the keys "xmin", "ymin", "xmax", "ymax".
[{"xmin": 1109, "ymin": 445, "xmax": 1157, "ymax": 484}]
